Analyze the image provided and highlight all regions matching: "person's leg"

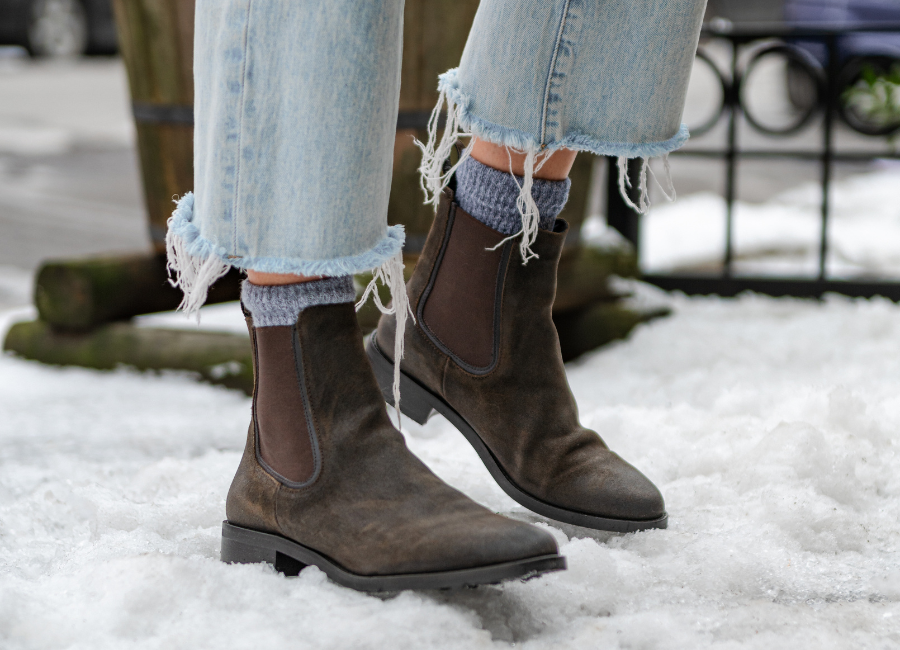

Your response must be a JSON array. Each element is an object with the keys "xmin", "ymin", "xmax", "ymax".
[
  {"xmin": 372, "ymin": 0, "xmax": 708, "ymax": 532},
  {"xmin": 170, "ymin": 0, "xmax": 564, "ymax": 591},
  {"xmin": 419, "ymin": 0, "xmax": 704, "ymax": 256}
]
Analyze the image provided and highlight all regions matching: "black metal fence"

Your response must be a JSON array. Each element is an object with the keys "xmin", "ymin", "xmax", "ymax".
[{"xmin": 607, "ymin": 22, "xmax": 900, "ymax": 300}]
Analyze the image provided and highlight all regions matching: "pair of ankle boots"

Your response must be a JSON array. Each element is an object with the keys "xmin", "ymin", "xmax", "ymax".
[{"xmin": 221, "ymin": 189, "xmax": 666, "ymax": 591}]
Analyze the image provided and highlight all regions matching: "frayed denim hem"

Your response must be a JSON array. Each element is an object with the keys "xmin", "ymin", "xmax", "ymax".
[
  {"xmin": 228, "ymin": 232, "xmax": 405, "ymax": 275},
  {"xmin": 166, "ymin": 193, "xmax": 413, "ymax": 419},
  {"xmin": 436, "ymin": 68, "xmax": 690, "ymax": 159},
  {"xmin": 165, "ymin": 192, "xmax": 406, "ymax": 314},
  {"xmin": 167, "ymin": 192, "xmax": 405, "ymax": 278},
  {"xmin": 418, "ymin": 68, "xmax": 686, "ymax": 264}
]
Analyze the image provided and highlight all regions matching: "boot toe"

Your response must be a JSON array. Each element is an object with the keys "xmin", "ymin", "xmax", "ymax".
[
  {"xmin": 548, "ymin": 452, "xmax": 666, "ymax": 522},
  {"xmin": 428, "ymin": 513, "xmax": 560, "ymax": 573},
  {"xmin": 495, "ymin": 518, "xmax": 559, "ymax": 560},
  {"xmin": 605, "ymin": 461, "xmax": 666, "ymax": 520}
]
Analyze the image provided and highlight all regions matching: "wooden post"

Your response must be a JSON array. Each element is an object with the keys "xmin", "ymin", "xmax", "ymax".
[
  {"xmin": 391, "ymin": 0, "xmax": 479, "ymax": 252},
  {"xmin": 111, "ymin": 0, "xmax": 195, "ymax": 251}
]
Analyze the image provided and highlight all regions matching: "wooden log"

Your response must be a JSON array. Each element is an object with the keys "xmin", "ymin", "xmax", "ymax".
[
  {"xmin": 5, "ymin": 298, "xmax": 666, "ymax": 394},
  {"xmin": 555, "ymin": 244, "xmax": 638, "ymax": 312},
  {"xmin": 34, "ymin": 253, "xmax": 241, "ymax": 331},
  {"xmin": 554, "ymin": 303, "xmax": 671, "ymax": 362},
  {"xmin": 4, "ymin": 320, "xmax": 254, "ymax": 394},
  {"xmin": 111, "ymin": 0, "xmax": 195, "ymax": 251}
]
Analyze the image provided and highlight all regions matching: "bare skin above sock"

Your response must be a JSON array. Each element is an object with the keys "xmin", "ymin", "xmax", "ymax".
[{"xmin": 454, "ymin": 157, "xmax": 571, "ymax": 234}]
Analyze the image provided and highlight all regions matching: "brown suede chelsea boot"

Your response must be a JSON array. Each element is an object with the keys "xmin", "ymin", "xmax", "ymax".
[
  {"xmin": 221, "ymin": 301, "xmax": 565, "ymax": 591},
  {"xmin": 367, "ymin": 188, "xmax": 667, "ymax": 533}
]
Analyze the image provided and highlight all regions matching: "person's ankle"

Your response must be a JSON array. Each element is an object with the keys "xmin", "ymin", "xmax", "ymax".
[
  {"xmin": 470, "ymin": 139, "xmax": 576, "ymax": 180},
  {"xmin": 246, "ymin": 271, "xmax": 322, "ymax": 286}
]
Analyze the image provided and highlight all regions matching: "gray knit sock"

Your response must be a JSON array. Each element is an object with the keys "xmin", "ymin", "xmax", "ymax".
[
  {"xmin": 455, "ymin": 157, "xmax": 571, "ymax": 235},
  {"xmin": 241, "ymin": 276, "xmax": 355, "ymax": 327}
]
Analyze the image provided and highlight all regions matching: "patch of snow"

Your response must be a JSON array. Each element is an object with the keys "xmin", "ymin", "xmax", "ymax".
[
  {"xmin": 636, "ymin": 167, "xmax": 900, "ymax": 278},
  {"xmin": 2, "ymin": 283, "xmax": 899, "ymax": 647},
  {"xmin": 0, "ymin": 267, "xmax": 34, "ymax": 310}
]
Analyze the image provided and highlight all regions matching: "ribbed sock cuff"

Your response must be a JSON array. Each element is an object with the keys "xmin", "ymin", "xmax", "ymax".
[
  {"xmin": 241, "ymin": 276, "xmax": 355, "ymax": 327},
  {"xmin": 455, "ymin": 157, "xmax": 571, "ymax": 235}
]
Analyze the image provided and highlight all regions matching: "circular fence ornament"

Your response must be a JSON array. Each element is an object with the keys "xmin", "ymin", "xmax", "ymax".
[
  {"xmin": 739, "ymin": 43, "xmax": 825, "ymax": 137},
  {"xmin": 683, "ymin": 48, "xmax": 728, "ymax": 137}
]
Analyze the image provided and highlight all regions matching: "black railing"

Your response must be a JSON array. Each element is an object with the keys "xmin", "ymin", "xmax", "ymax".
[{"xmin": 607, "ymin": 22, "xmax": 900, "ymax": 300}]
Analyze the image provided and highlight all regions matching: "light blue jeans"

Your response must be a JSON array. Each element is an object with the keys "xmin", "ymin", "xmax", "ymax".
[{"xmin": 167, "ymin": 0, "xmax": 707, "ymax": 313}]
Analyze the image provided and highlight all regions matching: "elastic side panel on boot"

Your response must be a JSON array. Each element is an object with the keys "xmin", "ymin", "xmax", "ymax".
[
  {"xmin": 253, "ymin": 326, "xmax": 318, "ymax": 485},
  {"xmin": 419, "ymin": 205, "xmax": 511, "ymax": 374}
]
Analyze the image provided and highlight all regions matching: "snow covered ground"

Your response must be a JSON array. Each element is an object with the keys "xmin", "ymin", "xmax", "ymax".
[{"xmin": 2, "ymin": 283, "xmax": 899, "ymax": 649}]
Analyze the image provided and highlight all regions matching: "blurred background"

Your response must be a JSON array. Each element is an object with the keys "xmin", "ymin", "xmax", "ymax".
[
  {"xmin": 642, "ymin": 0, "xmax": 900, "ymax": 289},
  {"xmin": 0, "ymin": 0, "xmax": 141, "ymax": 311}
]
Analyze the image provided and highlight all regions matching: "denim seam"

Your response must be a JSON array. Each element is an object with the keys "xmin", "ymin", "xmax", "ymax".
[
  {"xmin": 232, "ymin": 0, "xmax": 253, "ymax": 254},
  {"xmin": 540, "ymin": 0, "xmax": 574, "ymax": 147}
]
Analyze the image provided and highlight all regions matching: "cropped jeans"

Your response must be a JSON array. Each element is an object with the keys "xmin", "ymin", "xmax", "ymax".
[{"xmin": 167, "ymin": 0, "xmax": 707, "ymax": 313}]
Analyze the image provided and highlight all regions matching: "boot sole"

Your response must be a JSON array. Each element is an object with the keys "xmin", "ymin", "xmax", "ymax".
[
  {"xmin": 367, "ymin": 336, "xmax": 668, "ymax": 533},
  {"xmin": 221, "ymin": 521, "xmax": 565, "ymax": 591}
]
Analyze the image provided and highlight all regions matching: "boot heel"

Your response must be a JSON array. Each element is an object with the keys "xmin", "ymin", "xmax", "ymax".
[
  {"xmin": 366, "ymin": 335, "xmax": 434, "ymax": 425},
  {"xmin": 221, "ymin": 525, "xmax": 307, "ymax": 576},
  {"xmin": 221, "ymin": 535, "xmax": 275, "ymax": 566},
  {"xmin": 395, "ymin": 381, "xmax": 434, "ymax": 425}
]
